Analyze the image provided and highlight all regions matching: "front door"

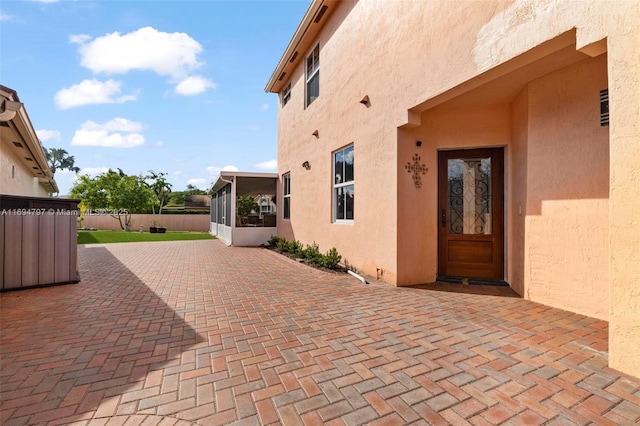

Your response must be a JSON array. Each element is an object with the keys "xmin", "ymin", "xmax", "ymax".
[{"xmin": 438, "ymin": 148, "xmax": 504, "ymax": 280}]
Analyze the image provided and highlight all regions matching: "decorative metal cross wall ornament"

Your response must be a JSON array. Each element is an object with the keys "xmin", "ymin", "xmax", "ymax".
[{"xmin": 405, "ymin": 154, "xmax": 428, "ymax": 188}]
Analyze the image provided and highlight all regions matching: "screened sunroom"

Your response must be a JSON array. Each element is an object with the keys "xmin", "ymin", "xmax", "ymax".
[{"xmin": 209, "ymin": 172, "xmax": 278, "ymax": 246}]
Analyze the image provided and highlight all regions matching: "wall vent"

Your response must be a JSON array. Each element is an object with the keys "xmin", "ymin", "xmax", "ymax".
[
  {"xmin": 13, "ymin": 141, "xmax": 23, "ymax": 148},
  {"xmin": 600, "ymin": 88, "xmax": 609, "ymax": 126},
  {"xmin": 278, "ymin": 71, "xmax": 286, "ymax": 81},
  {"xmin": 313, "ymin": 5, "xmax": 328, "ymax": 23},
  {"xmin": 289, "ymin": 51, "xmax": 298, "ymax": 63},
  {"xmin": 0, "ymin": 121, "xmax": 9, "ymax": 127},
  {"xmin": 24, "ymin": 157, "xmax": 33, "ymax": 161}
]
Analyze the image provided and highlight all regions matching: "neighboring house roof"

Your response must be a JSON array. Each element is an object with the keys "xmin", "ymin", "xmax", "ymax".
[
  {"xmin": 264, "ymin": 0, "xmax": 338, "ymax": 94},
  {"xmin": 0, "ymin": 85, "xmax": 58, "ymax": 194},
  {"xmin": 184, "ymin": 195, "xmax": 211, "ymax": 209}
]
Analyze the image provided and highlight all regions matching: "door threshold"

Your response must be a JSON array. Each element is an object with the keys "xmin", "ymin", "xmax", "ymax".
[{"xmin": 437, "ymin": 276, "xmax": 509, "ymax": 287}]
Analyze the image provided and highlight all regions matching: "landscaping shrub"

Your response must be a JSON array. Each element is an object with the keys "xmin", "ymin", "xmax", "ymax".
[
  {"xmin": 267, "ymin": 236, "xmax": 343, "ymax": 271},
  {"xmin": 289, "ymin": 240, "xmax": 304, "ymax": 257},
  {"xmin": 276, "ymin": 238, "xmax": 289, "ymax": 252},
  {"xmin": 268, "ymin": 235, "xmax": 281, "ymax": 247},
  {"xmin": 320, "ymin": 247, "xmax": 342, "ymax": 270},
  {"xmin": 302, "ymin": 242, "xmax": 323, "ymax": 264}
]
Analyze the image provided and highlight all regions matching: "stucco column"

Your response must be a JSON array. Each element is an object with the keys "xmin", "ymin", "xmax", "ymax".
[{"xmin": 608, "ymin": 30, "xmax": 640, "ymax": 377}]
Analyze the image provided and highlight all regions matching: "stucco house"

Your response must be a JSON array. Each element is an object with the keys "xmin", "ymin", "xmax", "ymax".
[
  {"xmin": 265, "ymin": 1, "xmax": 640, "ymax": 378},
  {"xmin": 1, "ymin": 85, "xmax": 78, "ymax": 291},
  {"xmin": 1, "ymin": 85, "xmax": 58, "ymax": 196}
]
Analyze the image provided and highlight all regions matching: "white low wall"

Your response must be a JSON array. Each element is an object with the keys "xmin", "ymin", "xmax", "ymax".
[
  {"xmin": 233, "ymin": 226, "xmax": 276, "ymax": 247},
  {"xmin": 81, "ymin": 214, "xmax": 210, "ymax": 232}
]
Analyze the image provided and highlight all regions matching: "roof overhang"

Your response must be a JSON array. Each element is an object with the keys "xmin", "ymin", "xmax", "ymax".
[
  {"xmin": 402, "ymin": 30, "xmax": 588, "ymax": 125},
  {"xmin": 1, "ymin": 85, "xmax": 58, "ymax": 191},
  {"xmin": 264, "ymin": 0, "xmax": 339, "ymax": 94},
  {"xmin": 209, "ymin": 171, "xmax": 279, "ymax": 195}
]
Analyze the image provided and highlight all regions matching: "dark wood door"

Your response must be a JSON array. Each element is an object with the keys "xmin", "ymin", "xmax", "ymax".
[{"xmin": 438, "ymin": 148, "xmax": 504, "ymax": 280}]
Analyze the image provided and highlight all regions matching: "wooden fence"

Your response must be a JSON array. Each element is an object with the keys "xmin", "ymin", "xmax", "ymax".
[
  {"xmin": 0, "ymin": 195, "xmax": 79, "ymax": 290},
  {"xmin": 81, "ymin": 214, "xmax": 210, "ymax": 232}
]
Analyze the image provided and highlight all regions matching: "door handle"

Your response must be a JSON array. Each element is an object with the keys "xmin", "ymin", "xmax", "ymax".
[{"xmin": 441, "ymin": 209, "xmax": 446, "ymax": 227}]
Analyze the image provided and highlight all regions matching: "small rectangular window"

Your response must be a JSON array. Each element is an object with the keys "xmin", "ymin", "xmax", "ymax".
[
  {"xmin": 283, "ymin": 172, "xmax": 291, "ymax": 220},
  {"xmin": 306, "ymin": 44, "xmax": 320, "ymax": 107},
  {"xmin": 333, "ymin": 145, "xmax": 354, "ymax": 222},
  {"xmin": 282, "ymin": 82, "xmax": 291, "ymax": 106}
]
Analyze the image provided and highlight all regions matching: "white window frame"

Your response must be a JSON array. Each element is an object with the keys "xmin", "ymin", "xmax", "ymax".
[
  {"xmin": 305, "ymin": 44, "xmax": 320, "ymax": 107},
  {"xmin": 332, "ymin": 145, "xmax": 354, "ymax": 223},
  {"xmin": 282, "ymin": 172, "xmax": 291, "ymax": 220},
  {"xmin": 281, "ymin": 82, "xmax": 291, "ymax": 106}
]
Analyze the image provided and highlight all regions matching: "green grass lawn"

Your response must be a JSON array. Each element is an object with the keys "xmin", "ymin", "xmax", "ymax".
[{"xmin": 78, "ymin": 230, "xmax": 215, "ymax": 244}]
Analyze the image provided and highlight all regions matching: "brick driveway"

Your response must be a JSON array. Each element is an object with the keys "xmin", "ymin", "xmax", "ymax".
[{"xmin": 1, "ymin": 240, "xmax": 640, "ymax": 425}]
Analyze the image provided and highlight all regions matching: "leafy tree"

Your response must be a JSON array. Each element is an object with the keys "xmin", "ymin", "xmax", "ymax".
[
  {"xmin": 70, "ymin": 169, "xmax": 154, "ymax": 230},
  {"xmin": 145, "ymin": 170, "xmax": 172, "ymax": 215},
  {"xmin": 236, "ymin": 195, "xmax": 259, "ymax": 222},
  {"xmin": 44, "ymin": 147, "xmax": 80, "ymax": 176},
  {"xmin": 185, "ymin": 184, "xmax": 207, "ymax": 195}
]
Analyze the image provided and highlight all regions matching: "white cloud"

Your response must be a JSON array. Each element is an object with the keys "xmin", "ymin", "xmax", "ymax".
[
  {"xmin": 253, "ymin": 159, "xmax": 277, "ymax": 170},
  {"xmin": 84, "ymin": 117, "xmax": 143, "ymax": 132},
  {"xmin": 55, "ymin": 79, "xmax": 137, "ymax": 109},
  {"xmin": 78, "ymin": 167, "xmax": 109, "ymax": 176},
  {"xmin": 261, "ymin": 103, "xmax": 269, "ymax": 111},
  {"xmin": 155, "ymin": 140, "xmax": 165, "ymax": 147},
  {"xmin": 247, "ymin": 124, "xmax": 260, "ymax": 131},
  {"xmin": 32, "ymin": 0, "xmax": 59, "ymax": 3},
  {"xmin": 0, "ymin": 11, "xmax": 12, "ymax": 21},
  {"xmin": 69, "ymin": 34, "xmax": 91, "ymax": 44},
  {"xmin": 207, "ymin": 165, "xmax": 239, "ymax": 175},
  {"xmin": 36, "ymin": 129, "xmax": 62, "ymax": 142},
  {"xmin": 173, "ymin": 170, "xmax": 182, "ymax": 175},
  {"xmin": 71, "ymin": 118, "xmax": 145, "ymax": 148},
  {"xmin": 187, "ymin": 178, "xmax": 207, "ymax": 189},
  {"xmin": 174, "ymin": 76, "xmax": 216, "ymax": 95},
  {"xmin": 75, "ymin": 26, "xmax": 203, "ymax": 79}
]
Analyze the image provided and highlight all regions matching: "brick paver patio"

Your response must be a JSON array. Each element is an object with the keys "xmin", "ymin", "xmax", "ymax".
[{"xmin": 1, "ymin": 239, "xmax": 640, "ymax": 425}]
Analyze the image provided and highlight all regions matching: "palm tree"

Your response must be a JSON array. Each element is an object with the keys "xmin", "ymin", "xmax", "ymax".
[{"xmin": 44, "ymin": 147, "xmax": 80, "ymax": 176}]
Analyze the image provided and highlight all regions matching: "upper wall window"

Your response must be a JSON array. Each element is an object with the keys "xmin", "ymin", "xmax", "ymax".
[
  {"xmin": 333, "ymin": 145, "xmax": 354, "ymax": 222},
  {"xmin": 306, "ymin": 44, "xmax": 320, "ymax": 107},
  {"xmin": 282, "ymin": 82, "xmax": 291, "ymax": 106}
]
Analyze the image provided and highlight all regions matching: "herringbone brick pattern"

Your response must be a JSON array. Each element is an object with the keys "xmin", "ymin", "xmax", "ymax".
[{"xmin": 1, "ymin": 240, "xmax": 639, "ymax": 425}]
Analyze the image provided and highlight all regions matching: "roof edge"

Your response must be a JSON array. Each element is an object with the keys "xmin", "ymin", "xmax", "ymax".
[
  {"xmin": 209, "ymin": 171, "xmax": 279, "ymax": 195},
  {"xmin": 264, "ymin": 0, "xmax": 327, "ymax": 93}
]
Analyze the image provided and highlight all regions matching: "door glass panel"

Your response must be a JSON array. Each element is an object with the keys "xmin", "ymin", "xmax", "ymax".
[{"xmin": 448, "ymin": 158, "xmax": 491, "ymax": 234}]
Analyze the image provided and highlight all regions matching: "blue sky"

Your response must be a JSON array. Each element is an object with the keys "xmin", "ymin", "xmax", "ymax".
[{"xmin": 1, "ymin": 0, "xmax": 309, "ymax": 195}]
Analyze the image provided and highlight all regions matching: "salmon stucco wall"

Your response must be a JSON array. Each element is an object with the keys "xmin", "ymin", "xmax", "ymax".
[
  {"xmin": 508, "ymin": 87, "xmax": 529, "ymax": 297},
  {"xmin": 276, "ymin": 0, "xmax": 400, "ymax": 283},
  {"xmin": 523, "ymin": 55, "xmax": 609, "ymax": 320},
  {"xmin": 1, "ymin": 141, "xmax": 48, "ymax": 197},
  {"xmin": 273, "ymin": 0, "xmax": 640, "ymax": 377},
  {"xmin": 397, "ymin": 104, "xmax": 511, "ymax": 286},
  {"xmin": 606, "ymin": 3, "xmax": 640, "ymax": 375}
]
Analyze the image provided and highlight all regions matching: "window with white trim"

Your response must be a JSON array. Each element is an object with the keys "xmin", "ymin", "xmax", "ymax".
[
  {"xmin": 283, "ymin": 172, "xmax": 291, "ymax": 220},
  {"xmin": 305, "ymin": 44, "xmax": 319, "ymax": 107},
  {"xmin": 333, "ymin": 145, "xmax": 354, "ymax": 222},
  {"xmin": 281, "ymin": 82, "xmax": 291, "ymax": 106}
]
